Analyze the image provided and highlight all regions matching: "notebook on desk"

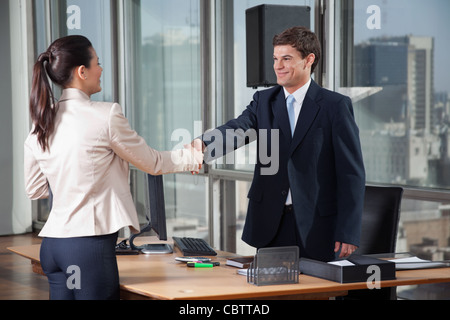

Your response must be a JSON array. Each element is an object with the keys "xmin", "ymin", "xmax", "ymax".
[{"xmin": 226, "ymin": 256, "xmax": 254, "ymax": 268}]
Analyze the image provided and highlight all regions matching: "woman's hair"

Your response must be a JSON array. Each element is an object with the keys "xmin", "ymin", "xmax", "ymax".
[
  {"xmin": 30, "ymin": 35, "xmax": 93, "ymax": 152},
  {"xmin": 273, "ymin": 26, "xmax": 321, "ymax": 74}
]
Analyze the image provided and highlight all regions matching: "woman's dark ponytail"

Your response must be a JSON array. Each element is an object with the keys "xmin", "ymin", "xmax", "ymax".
[
  {"xmin": 29, "ymin": 35, "xmax": 93, "ymax": 152},
  {"xmin": 29, "ymin": 52, "xmax": 57, "ymax": 152}
]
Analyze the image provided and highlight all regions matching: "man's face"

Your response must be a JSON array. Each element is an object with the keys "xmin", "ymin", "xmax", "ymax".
[{"xmin": 273, "ymin": 45, "xmax": 314, "ymax": 94}]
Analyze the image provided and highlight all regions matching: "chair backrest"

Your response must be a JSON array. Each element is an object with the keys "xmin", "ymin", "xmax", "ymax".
[
  {"xmin": 355, "ymin": 185, "xmax": 404, "ymax": 255},
  {"xmin": 345, "ymin": 185, "xmax": 404, "ymax": 300}
]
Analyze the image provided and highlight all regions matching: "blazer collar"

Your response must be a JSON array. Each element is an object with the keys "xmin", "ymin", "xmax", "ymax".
[
  {"xmin": 272, "ymin": 89, "xmax": 292, "ymax": 141},
  {"xmin": 272, "ymin": 79, "xmax": 322, "ymax": 151},
  {"xmin": 289, "ymin": 80, "xmax": 321, "ymax": 155},
  {"xmin": 59, "ymin": 88, "xmax": 91, "ymax": 103}
]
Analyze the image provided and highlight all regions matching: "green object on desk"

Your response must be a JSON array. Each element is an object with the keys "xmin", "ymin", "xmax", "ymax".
[
  {"xmin": 187, "ymin": 262, "xmax": 219, "ymax": 268},
  {"xmin": 187, "ymin": 262, "xmax": 212, "ymax": 268}
]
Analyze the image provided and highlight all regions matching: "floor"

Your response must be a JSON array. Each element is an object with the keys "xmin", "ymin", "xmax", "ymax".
[{"xmin": 0, "ymin": 233, "xmax": 49, "ymax": 300}]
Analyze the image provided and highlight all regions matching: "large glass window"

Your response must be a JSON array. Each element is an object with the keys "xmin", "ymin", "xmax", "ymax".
[
  {"xmin": 124, "ymin": 0, "xmax": 207, "ymax": 241},
  {"xmin": 337, "ymin": 0, "xmax": 450, "ymax": 299},
  {"xmin": 338, "ymin": 0, "xmax": 450, "ymax": 191}
]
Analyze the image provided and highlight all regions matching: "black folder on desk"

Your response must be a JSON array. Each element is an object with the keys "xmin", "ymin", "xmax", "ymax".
[{"xmin": 299, "ymin": 255, "xmax": 396, "ymax": 284}]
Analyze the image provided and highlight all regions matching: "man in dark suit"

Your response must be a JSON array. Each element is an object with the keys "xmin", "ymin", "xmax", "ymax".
[{"xmin": 194, "ymin": 26, "xmax": 365, "ymax": 262}]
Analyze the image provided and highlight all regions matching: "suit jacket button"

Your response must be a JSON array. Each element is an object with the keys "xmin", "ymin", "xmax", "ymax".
[{"xmin": 281, "ymin": 190, "xmax": 287, "ymax": 196}]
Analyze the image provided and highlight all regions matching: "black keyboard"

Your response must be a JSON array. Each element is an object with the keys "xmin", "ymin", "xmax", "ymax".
[{"xmin": 172, "ymin": 237, "xmax": 217, "ymax": 256}]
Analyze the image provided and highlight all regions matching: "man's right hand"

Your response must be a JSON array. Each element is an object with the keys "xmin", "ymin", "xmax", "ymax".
[{"xmin": 189, "ymin": 139, "xmax": 205, "ymax": 174}]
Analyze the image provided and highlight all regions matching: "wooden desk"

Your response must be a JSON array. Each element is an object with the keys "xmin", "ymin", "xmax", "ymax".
[{"xmin": 8, "ymin": 241, "xmax": 450, "ymax": 300}]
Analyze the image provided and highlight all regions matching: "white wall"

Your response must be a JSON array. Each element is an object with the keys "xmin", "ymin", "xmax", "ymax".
[
  {"xmin": 0, "ymin": 0, "xmax": 35, "ymax": 235},
  {"xmin": 0, "ymin": 0, "xmax": 13, "ymax": 235}
]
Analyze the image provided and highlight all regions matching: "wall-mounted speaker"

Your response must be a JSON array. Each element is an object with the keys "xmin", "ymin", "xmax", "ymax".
[{"xmin": 246, "ymin": 5, "xmax": 311, "ymax": 88}]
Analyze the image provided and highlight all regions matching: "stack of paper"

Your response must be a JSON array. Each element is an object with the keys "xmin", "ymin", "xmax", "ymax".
[{"xmin": 388, "ymin": 256, "xmax": 448, "ymax": 270}]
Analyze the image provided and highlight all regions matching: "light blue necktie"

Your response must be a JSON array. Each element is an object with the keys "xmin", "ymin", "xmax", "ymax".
[{"xmin": 286, "ymin": 95, "xmax": 296, "ymax": 136}]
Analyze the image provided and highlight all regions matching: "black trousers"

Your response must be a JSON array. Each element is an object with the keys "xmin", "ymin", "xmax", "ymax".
[
  {"xmin": 266, "ymin": 205, "xmax": 304, "ymax": 251},
  {"xmin": 266, "ymin": 205, "xmax": 339, "ymax": 262},
  {"xmin": 40, "ymin": 232, "xmax": 120, "ymax": 300}
]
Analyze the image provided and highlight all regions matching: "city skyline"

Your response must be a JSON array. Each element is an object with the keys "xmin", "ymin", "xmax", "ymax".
[
  {"xmin": 352, "ymin": 35, "xmax": 450, "ymax": 202},
  {"xmin": 354, "ymin": 0, "xmax": 450, "ymax": 93}
]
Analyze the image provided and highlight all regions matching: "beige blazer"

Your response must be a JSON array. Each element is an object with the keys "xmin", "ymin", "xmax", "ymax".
[{"xmin": 24, "ymin": 88, "xmax": 200, "ymax": 238}]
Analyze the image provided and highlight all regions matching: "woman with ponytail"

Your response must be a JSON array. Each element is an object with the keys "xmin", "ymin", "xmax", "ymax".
[{"xmin": 24, "ymin": 36, "xmax": 203, "ymax": 300}]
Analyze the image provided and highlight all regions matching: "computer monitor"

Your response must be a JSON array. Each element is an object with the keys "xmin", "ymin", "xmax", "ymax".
[{"xmin": 129, "ymin": 174, "xmax": 173, "ymax": 254}]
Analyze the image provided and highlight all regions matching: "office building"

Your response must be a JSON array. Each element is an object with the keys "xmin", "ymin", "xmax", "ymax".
[{"xmin": 354, "ymin": 35, "xmax": 434, "ymax": 134}]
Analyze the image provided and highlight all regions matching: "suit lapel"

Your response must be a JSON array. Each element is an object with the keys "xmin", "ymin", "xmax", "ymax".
[
  {"xmin": 289, "ymin": 81, "xmax": 321, "ymax": 155},
  {"xmin": 271, "ymin": 89, "xmax": 292, "ymax": 142}
]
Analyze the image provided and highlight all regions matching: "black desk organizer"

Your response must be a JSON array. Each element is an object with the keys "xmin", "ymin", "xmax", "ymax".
[{"xmin": 299, "ymin": 254, "xmax": 396, "ymax": 284}]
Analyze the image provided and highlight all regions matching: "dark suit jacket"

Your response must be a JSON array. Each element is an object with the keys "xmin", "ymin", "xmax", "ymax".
[{"xmin": 203, "ymin": 80, "xmax": 365, "ymax": 261}]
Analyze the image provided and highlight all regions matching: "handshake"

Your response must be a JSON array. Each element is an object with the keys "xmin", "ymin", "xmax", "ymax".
[{"xmin": 183, "ymin": 138, "xmax": 206, "ymax": 175}]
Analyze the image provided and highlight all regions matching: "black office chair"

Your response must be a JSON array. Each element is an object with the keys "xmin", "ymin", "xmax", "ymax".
[{"xmin": 346, "ymin": 185, "xmax": 404, "ymax": 300}]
